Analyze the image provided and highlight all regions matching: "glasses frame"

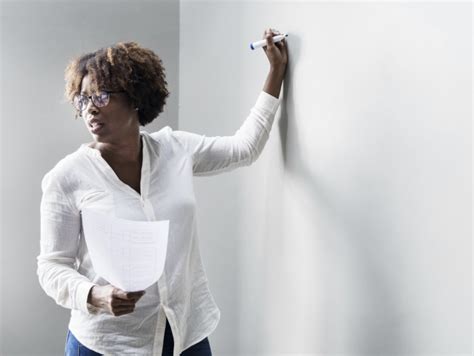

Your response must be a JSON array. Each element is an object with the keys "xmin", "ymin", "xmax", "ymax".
[{"xmin": 73, "ymin": 90, "xmax": 126, "ymax": 113}]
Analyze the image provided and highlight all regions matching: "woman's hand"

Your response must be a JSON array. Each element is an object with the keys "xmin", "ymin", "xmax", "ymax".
[
  {"xmin": 87, "ymin": 284, "xmax": 145, "ymax": 317},
  {"xmin": 261, "ymin": 28, "xmax": 288, "ymax": 98},
  {"xmin": 262, "ymin": 28, "xmax": 288, "ymax": 75}
]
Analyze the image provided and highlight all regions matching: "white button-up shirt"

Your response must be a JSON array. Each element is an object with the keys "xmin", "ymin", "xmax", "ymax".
[{"xmin": 37, "ymin": 91, "xmax": 280, "ymax": 355}]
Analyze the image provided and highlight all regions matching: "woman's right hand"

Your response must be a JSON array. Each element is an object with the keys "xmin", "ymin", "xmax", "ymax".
[{"xmin": 87, "ymin": 284, "xmax": 145, "ymax": 316}]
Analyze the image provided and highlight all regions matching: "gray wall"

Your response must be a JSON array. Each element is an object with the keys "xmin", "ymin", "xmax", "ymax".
[
  {"xmin": 179, "ymin": 1, "xmax": 471, "ymax": 355},
  {"xmin": 0, "ymin": 1, "xmax": 472, "ymax": 356},
  {"xmin": 0, "ymin": 1, "xmax": 179, "ymax": 355}
]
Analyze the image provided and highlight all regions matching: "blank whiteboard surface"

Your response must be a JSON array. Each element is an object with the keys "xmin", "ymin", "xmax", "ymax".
[{"xmin": 180, "ymin": 2, "xmax": 471, "ymax": 355}]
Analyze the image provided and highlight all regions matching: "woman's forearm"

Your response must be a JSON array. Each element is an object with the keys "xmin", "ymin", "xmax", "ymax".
[{"xmin": 263, "ymin": 66, "xmax": 286, "ymax": 99}]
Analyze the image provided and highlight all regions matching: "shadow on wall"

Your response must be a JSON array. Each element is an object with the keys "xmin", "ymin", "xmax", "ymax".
[{"xmin": 276, "ymin": 34, "xmax": 410, "ymax": 352}]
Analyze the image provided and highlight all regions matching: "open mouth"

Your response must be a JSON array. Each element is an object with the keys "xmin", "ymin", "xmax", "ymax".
[{"xmin": 90, "ymin": 122, "xmax": 104, "ymax": 133}]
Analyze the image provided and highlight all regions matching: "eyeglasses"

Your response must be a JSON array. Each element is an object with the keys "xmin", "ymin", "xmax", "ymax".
[{"xmin": 73, "ymin": 91, "xmax": 125, "ymax": 112}]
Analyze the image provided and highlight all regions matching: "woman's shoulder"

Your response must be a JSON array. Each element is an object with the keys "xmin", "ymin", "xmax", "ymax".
[
  {"xmin": 146, "ymin": 125, "xmax": 173, "ymax": 143},
  {"xmin": 41, "ymin": 149, "xmax": 86, "ymax": 186},
  {"xmin": 145, "ymin": 126, "xmax": 193, "ymax": 155},
  {"xmin": 144, "ymin": 125, "xmax": 183, "ymax": 155}
]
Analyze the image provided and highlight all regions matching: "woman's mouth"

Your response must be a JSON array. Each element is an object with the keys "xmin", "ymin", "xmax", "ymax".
[{"xmin": 90, "ymin": 122, "xmax": 104, "ymax": 134}]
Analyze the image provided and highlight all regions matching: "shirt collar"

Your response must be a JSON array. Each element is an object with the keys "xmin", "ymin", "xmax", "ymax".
[{"xmin": 79, "ymin": 130, "xmax": 148, "ymax": 159}]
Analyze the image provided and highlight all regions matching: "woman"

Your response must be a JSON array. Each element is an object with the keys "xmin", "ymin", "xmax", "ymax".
[{"xmin": 37, "ymin": 28, "xmax": 287, "ymax": 356}]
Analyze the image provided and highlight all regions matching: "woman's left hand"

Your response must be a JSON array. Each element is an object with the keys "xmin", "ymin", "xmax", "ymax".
[{"xmin": 262, "ymin": 28, "xmax": 288, "ymax": 74}]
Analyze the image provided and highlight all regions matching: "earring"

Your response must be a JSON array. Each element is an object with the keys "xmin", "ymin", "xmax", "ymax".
[{"xmin": 135, "ymin": 107, "xmax": 139, "ymax": 111}]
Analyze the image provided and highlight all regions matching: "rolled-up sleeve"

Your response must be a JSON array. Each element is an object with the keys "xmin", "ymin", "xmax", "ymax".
[
  {"xmin": 171, "ymin": 91, "xmax": 280, "ymax": 176},
  {"xmin": 37, "ymin": 170, "xmax": 98, "ymax": 315}
]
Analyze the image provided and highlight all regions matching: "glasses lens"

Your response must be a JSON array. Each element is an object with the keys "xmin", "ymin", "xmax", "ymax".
[
  {"xmin": 92, "ymin": 92, "xmax": 109, "ymax": 107},
  {"xmin": 73, "ymin": 91, "xmax": 110, "ymax": 112},
  {"xmin": 73, "ymin": 94, "xmax": 87, "ymax": 111}
]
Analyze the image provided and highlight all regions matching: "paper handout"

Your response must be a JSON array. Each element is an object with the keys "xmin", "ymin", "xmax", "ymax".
[{"xmin": 81, "ymin": 208, "xmax": 169, "ymax": 292}]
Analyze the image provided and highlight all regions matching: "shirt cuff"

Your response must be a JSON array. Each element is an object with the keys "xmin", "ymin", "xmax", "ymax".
[
  {"xmin": 76, "ymin": 281, "xmax": 100, "ymax": 315},
  {"xmin": 255, "ymin": 91, "xmax": 281, "ymax": 115}
]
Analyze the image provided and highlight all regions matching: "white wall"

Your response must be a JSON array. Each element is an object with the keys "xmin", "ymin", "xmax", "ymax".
[
  {"xmin": 0, "ymin": 1, "xmax": 179, "ymax": 355},
  {"xmin": 179, "ymin": 2, "xmax": 471, "ymax": 355},
  {"xmin": 1, "ymin": 1, "xmax": 471, "ymax": 355}
]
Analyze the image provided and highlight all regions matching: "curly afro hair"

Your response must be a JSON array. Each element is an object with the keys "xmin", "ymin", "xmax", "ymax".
[{"xmin": 64, "ymin": 41, "xmax": 170, "ymax": 126}]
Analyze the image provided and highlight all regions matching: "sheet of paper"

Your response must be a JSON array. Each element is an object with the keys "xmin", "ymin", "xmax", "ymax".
[{"xmin": 81, "ymin": 208, "xmax": 169, "ymax": 292}]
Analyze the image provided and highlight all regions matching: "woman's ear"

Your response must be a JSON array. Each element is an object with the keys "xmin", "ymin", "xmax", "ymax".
[{"xmin": 129, "ymin": 98, "xmax": 139, "ymax": 111}]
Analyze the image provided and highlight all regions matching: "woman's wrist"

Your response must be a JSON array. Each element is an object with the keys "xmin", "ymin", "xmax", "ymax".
[
  {"xmin": 263, "ymin": 67, "xmax": 286, "ymax": 98},
  {"xmin": 269, "ymin": 65, "xmax": 286, "ymax": 77},
  {"xmin": 87, "ymin": 285, "xmax": 98, "ymax": 306}
]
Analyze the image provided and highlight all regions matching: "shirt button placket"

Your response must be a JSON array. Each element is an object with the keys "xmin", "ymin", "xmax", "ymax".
[{"xmin": 141, "ymin": 198, "xmax": 154, "ymax": 220}]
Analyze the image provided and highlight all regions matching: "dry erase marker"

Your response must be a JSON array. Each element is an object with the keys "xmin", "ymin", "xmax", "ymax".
[{"xmin": 250, "ymin": 33, "xmax": 288, "ymax": 50}]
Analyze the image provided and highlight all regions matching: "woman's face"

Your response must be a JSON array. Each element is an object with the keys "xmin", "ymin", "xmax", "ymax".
[{"xmin": 79, "ymin": 73, "xmax": 139, "ymax": 141}]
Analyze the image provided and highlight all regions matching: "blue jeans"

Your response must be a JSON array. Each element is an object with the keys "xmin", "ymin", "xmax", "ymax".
[
  {"xmin": 65, "ymin": 319, "xmax": 212, "ymax": 355},
  {"xmin": 64, "ymin": 329, "xmax": 101, "ymax": 356}
]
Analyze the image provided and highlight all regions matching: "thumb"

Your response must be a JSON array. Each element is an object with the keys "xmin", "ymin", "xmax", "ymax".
[{"xmin": 114, "ymin": 288, "xmax": 129, "ymax": 300}]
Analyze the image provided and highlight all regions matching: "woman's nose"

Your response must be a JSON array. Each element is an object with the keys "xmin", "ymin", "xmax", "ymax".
[{"xmin": 85, "ymin": 99, "xmax": 99, "ymax": 115}]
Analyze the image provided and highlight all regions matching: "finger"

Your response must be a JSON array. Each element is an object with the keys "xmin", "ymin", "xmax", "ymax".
[
  {"xmin": 127, "ymin": 291, "xmax": 146, "ymax": 299},
  {"xmin": 116, "ymin": 290, "xmax": 145, "ymax": 301},
  {"xmin": 128, "ymin": 293, "xmax": 145, "ymax": 303},
  {"xmin": 264, "ymin": 28, "xmax": 275, "ymax": 38},
  {"xmin": 265, "ymin": 31, "xmax": 275, "ymax": 49},
  {"xmin": 113, "ymin": 304, "xmax": 135, "ymax": 312},
  {"xmin": 127, "ymin": 294, "xmax": 144, "ymax": 304},
  {"xmin": 112, "ymin": 306, "xmax": 135, "ymax": 316},
  {"xmin": 111, "ymin": 298, "xmax": 136, "ymax": 307},
  {"xmin": 113, "ymin": 293, "xmax": 142, "ymax": 305},
  {"xmin": 114, "ymin": 289, "xmax": 129, "ymax": 300},
  {"xmin": 113, "ymin": 301, "xmax": 137, "ymax": 310}
]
